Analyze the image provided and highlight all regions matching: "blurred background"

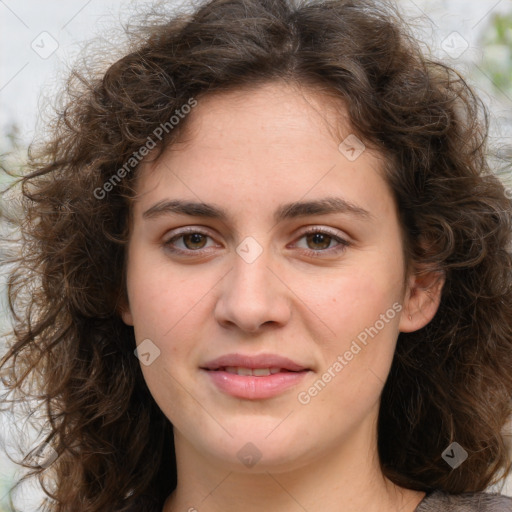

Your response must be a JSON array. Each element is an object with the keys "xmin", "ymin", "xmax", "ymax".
[{"xmin": 1, "ymin": 0, "xmax": 511, "ymax": 510}]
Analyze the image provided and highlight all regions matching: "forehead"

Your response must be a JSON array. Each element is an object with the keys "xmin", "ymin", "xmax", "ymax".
[
  {"xmin": 131, "ymin": 81, "xmax": 394, "ymax": 223},
  {"xmin": 177, "ymin": 81, "xmax": 350, "ymax": 151}
]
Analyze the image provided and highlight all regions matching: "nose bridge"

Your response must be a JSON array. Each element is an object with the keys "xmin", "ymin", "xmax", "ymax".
[{"xmin": 233, "ymin": 242, "xmax": 272, "ymax": 294}]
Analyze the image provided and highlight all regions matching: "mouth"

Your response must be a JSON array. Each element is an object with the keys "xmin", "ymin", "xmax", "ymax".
[
  {"xmin": 211, "ymin": 366, "xmax": 300, "ymax": 376},
  {"xmin": 200, "ymin": 354, "xmax": 311, "ymax": 400},
  {"xmin": 201, "ymin": 353, "xmax": 310, "ymax": 372}
]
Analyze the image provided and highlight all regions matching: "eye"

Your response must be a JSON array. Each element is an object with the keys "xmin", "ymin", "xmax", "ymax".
[
  {"xmin": 163, "ymin": 228, "xmax": 218, "ymax": 254},
  {"xmin": 162, "ymin": 226, "xmax": 351, "ymax": 257},
  {"xmin": 292, "ymin": 227, "xmax": 351, "ymax": 257}
]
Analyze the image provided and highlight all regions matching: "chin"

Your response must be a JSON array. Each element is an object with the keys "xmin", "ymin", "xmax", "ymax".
[{"xmin": 194, "ymin": 432, "xmax": 316, "ymax": 473}]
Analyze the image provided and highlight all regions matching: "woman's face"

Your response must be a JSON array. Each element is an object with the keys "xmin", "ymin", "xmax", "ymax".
[{"xmin": 122, "ymin": 82, "xmax": 437, "ymax": 472}]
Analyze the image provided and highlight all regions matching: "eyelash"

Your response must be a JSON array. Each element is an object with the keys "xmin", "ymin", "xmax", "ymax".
[{"xmin": 162, "ymin": 226, "xmax": 351, "ymax": 257}]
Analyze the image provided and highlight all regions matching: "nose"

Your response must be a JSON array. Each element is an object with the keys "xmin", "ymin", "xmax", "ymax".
[{"xmin": 214, "ymin": 246, "xmax": 292, "ymax": 333}]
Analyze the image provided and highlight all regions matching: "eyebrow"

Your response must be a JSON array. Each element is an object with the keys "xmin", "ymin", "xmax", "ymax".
[{"xmin": 142, "ymin": 196, "xmax": 374, "ymax": 223}]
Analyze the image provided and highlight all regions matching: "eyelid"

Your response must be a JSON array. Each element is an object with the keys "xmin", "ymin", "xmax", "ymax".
[{"xmin": 294, "ymin": 225, "xmax": 349, "ymax": 241}]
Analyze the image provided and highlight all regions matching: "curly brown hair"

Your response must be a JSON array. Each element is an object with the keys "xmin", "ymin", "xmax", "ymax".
[{"xmin": 1, "ymin": 0, "xmax": 512, "ymax": 510}]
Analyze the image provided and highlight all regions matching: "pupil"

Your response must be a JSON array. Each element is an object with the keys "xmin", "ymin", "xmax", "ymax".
[
  {"xmin": 308, "ymin": 233, "xmax": 330, "ymax": 250},
  {"xmin": 186, "ymin": 233, "xmax": 206, "ymax": 249}
]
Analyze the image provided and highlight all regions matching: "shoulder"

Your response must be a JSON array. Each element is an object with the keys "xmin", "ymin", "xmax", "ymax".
[{"xmin": 415, "ymin": 490, "xmax": 512, "ymax": 512}]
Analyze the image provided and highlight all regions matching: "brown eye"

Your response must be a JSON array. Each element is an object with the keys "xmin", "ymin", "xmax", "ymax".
[
  {"xmin": 305, "ymin": 232, "xmax": 333, "ymax": 250},
  {"xmin": 182, "ymin": 233, "xmax": 208, "ymax": 250},
  {"xmin": 163, "ymin": 229, "xmax": 217, "ymax": 255},
  {"xmin": 293, "ymin": 228, "xmax": 351, "ymax": 257}
]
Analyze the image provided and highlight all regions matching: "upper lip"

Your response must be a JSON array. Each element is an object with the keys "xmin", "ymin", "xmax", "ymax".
[{"xmin": 201, "ymin": 353, "xmax": 309, "ymax": 372}]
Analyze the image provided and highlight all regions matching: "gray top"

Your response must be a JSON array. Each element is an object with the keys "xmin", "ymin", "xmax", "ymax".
[{"xmin": 415, "ymin": 490, "xmax": 512, "ymax": 511}]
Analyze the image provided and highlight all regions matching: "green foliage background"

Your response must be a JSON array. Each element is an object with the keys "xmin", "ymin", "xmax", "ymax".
[{"xmin": 481, "ymin": 13, "xmax": 512, "ymax": 99}]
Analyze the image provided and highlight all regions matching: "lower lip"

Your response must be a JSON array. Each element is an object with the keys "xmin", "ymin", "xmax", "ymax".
[{"xmin": 202, "ymin": 369, "xmax": 310, "ymax": 400}]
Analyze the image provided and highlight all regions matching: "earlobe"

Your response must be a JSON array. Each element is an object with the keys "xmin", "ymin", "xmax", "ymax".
[
  {"xmin": 118, "ymin": 293, "xmax": 134, "ymax": 326},
  {"xmin": 399, "ymin": 270, "xmax": 445, "ymax": 333},
  {"xmin": 121, "ymin": 307, "xmax": 134, "ymax": 326}
]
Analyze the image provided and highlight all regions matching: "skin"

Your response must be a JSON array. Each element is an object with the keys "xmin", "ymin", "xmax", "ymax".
[{"xmin": 121, "ymin": 81, "xmax": 444, "ymax": 512}]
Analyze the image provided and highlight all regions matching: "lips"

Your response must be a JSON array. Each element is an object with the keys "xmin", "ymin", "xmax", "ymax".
[
  {"xmin": 201, "ymin": 353, "xmax": 309, "ymax": 372},
  {"xmin": 200, "ymin": 353, "xmax": 311, "ymax": 400},
  {"xmin": 223, "ymin": 367, "xmax": 283, "ymax": 376}
]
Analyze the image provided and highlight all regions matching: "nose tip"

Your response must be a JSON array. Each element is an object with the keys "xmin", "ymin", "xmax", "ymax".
[
  {"xmin": 216, "ymin": 289, "xmax": 290, "ymax": 333},
  {"xmin": 241, "ymin": 317, "xmax": 279, "ymax": 333}
]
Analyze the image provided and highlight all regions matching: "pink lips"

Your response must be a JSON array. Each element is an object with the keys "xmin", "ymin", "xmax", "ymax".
[{"xmin": 200, "ymin": 353, "xmax": 311, "ymax": 400}]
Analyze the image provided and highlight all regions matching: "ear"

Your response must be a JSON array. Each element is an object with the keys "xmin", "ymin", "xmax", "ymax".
[
  {"xmin": 121, "ymin": 307, "xmax": 134, "ymax": 326},
  {"xmin": 117, "ymin": 293, "xmax": 134, "ymax": 326},
  {"xmin": 399, "ymin": 268, "xmax": 445, "ymax": 333}
]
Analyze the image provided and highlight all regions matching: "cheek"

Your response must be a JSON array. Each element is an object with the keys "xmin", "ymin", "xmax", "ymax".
[
  {"xmin": 126, "ymin": 261, "xmax": 203, "ymax": 425},
  {"xmin": 310, "ymin": 259, "xmax": 403, "ymax": 386},
  {"xmin": 126, "ymin": 252, "xmax": 210, "ymax": 374},
  {"xmin": 316, "ymin": 267, "xmax": 402, "ymax": 336},
  {"xmin": 126, "ymin": 252, "xmax": 202, "ymax": 335},
  {"xmin": 302, "ymin": 280, "xmax": 401, "ymax": 426}
]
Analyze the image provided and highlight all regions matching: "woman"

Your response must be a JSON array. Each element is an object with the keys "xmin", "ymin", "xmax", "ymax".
[{"xmin": 1, "ymin": 0, "xmax": 511, "ymax": 511}]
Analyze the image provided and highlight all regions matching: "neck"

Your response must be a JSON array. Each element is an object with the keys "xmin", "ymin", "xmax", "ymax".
[{"xmin": 163, "ymin": 415, "xmax": 425, "ymax": 512}]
